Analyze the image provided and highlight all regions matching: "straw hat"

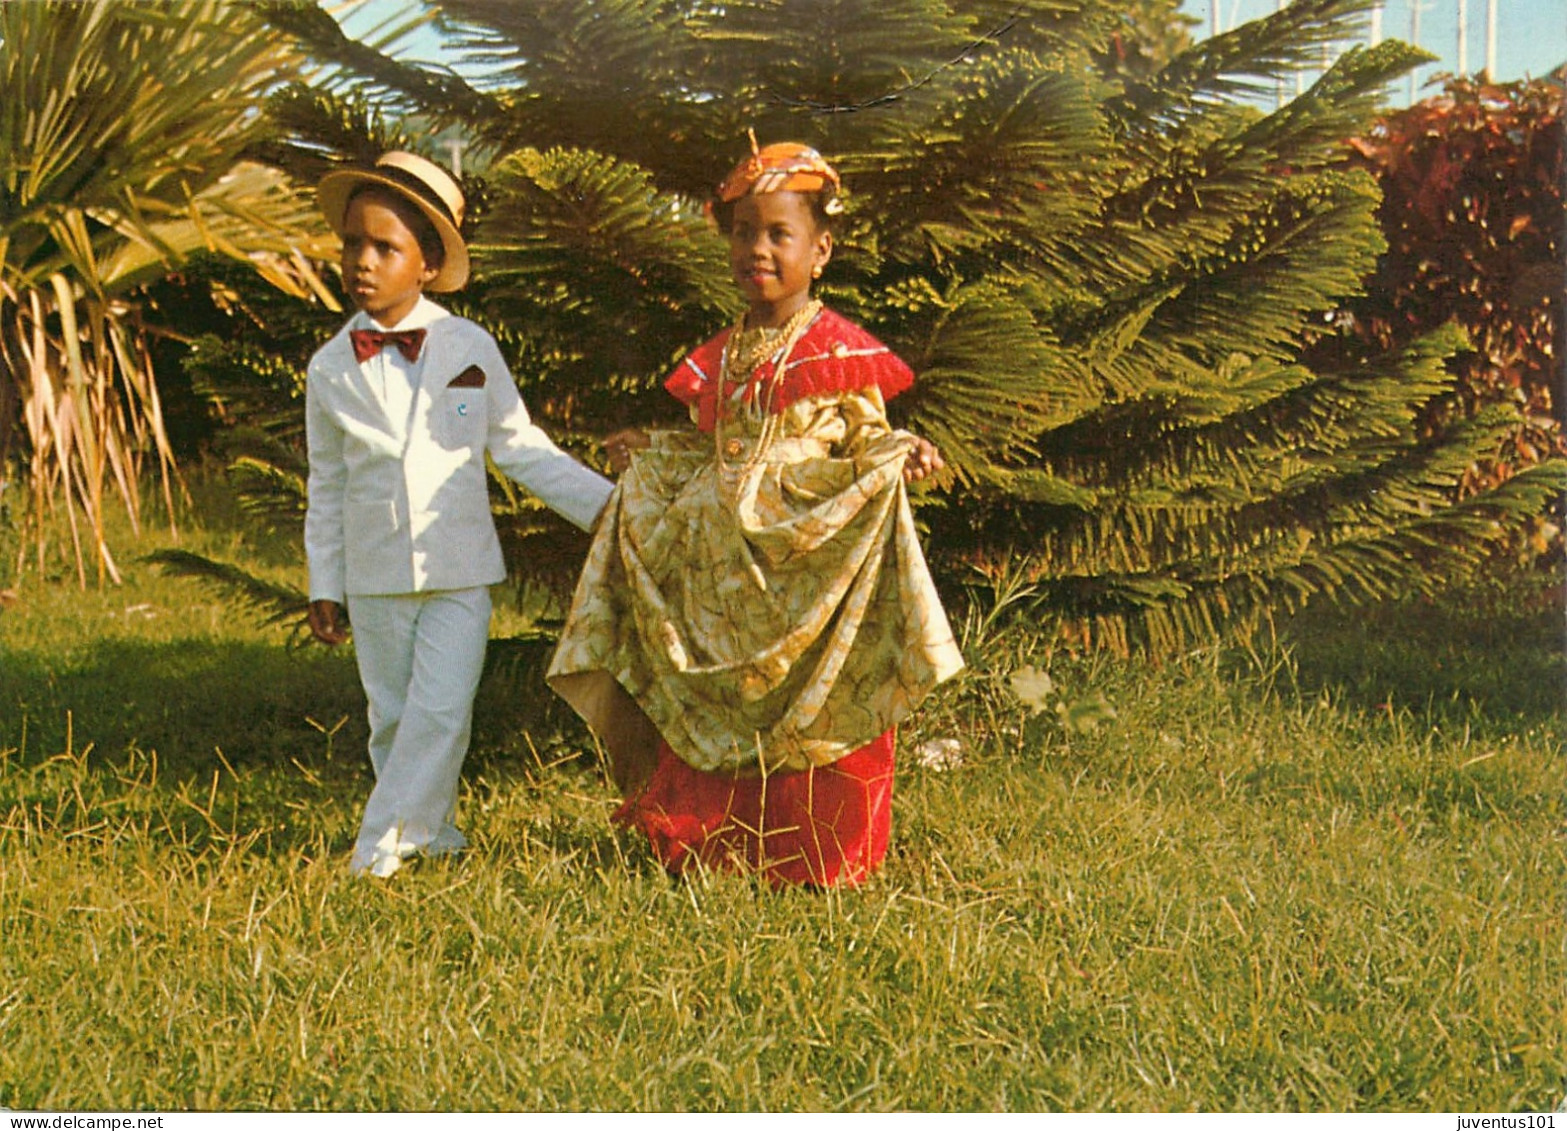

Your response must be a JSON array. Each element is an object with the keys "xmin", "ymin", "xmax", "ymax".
[{"xmin": 318, "ymin": 151, "xmax": 470, "ymax": 292}]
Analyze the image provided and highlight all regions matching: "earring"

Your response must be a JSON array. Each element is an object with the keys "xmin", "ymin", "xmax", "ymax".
[{"xmin": 811, "ymin": 266, "xmax": 823, "ymax": 279}]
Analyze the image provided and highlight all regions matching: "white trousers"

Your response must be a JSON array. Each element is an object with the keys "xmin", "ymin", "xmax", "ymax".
[{"xmin": 345, "ymin": 586, "xmax": 491, "ymax": 876}]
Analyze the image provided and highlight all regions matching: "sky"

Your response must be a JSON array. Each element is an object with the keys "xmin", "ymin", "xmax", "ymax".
[{"xmin": 1183, "ymin": 0, "xmax": 1566, "ymax": 105}]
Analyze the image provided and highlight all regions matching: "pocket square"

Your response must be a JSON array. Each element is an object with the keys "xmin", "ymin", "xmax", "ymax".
[{"xmin": 448, "ymin": 365, "xmax": 486, "ymax": 389}]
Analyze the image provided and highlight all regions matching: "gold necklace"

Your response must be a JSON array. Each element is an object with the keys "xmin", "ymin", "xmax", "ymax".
[{"xmin": 714, "ymin": 300, "xmax": 821, "ymax": 469}]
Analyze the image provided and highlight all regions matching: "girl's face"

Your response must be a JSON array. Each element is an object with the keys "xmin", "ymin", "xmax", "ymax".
[{"xmin": 727, "ymin": 191, "xmax": 832, "ymax": 327}]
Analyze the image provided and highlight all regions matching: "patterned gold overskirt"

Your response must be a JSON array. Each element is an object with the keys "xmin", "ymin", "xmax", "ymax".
[{"xmin": 547, "ymin": 391, "xmax": 963, "ymax": 782}]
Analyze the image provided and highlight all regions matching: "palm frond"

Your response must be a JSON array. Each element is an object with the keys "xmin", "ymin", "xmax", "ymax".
[
  {"xmin": 1, "ymin": 0, "xmax": 333, "ymax": 584},
  {"xmin": 256, "ymin": 0, "xmax": 497, "ymax": 130},
  {"xmin": 144, "ymin": 548, "xmax": 309, "ymax": 634}
]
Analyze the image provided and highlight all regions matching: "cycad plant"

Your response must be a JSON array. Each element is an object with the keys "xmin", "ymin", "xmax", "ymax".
[
  {"xmin": 261, "ymin": 0, "xmax": 1561, "ymax": 653},
  {"xmin": 0, "ymin": 0, "xmax": 335, "ymax": 584}
]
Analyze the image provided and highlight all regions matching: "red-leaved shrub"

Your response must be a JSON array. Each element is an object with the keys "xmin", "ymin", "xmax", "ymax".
[{"xmin": 1329, "ymin": 73, "xmax": 1563, "ymax": 507}]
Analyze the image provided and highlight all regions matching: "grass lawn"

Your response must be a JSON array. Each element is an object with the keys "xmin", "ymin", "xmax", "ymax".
[{"xmin": 0, "ymin": 500, "xmax": 1561, "ymax": 1111}]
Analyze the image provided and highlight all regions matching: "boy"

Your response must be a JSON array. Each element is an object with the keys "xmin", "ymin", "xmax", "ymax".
[{"xmin": 305, "ymin": 151, "xmax": 613, "ymax": 877}]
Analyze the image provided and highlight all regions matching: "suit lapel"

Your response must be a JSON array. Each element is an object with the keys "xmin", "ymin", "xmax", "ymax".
[
  {"xmin": 330, "ymin": 300, "xmax": 453, "ymax": 453},
  {"xmin": 407, "ymin": 317, "xmax": 466, "ymax": 453},
  {"xmin": 316, "ymin": 333, "xmax": 401, "ymax": 454}
]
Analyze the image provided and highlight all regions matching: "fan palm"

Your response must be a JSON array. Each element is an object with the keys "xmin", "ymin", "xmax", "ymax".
[{"xmin": 0, "ymin": 0, "xmax": 335, "ymax": 584}]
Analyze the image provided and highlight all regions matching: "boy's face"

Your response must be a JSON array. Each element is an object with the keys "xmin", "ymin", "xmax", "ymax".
[
  {"xmin": 340, "ymin": 190, "xmax": 438, "ymax": 326},
  {"xmin": 727, "ymin": 191, "xmax": 832, "ymax": 327}
]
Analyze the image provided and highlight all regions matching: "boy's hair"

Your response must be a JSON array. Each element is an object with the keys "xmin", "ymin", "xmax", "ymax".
[{"xmin": 347, "ymin": 184, "xmax": 447, "ymax": 271}]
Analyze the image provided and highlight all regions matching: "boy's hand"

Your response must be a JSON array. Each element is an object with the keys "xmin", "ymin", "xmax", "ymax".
[
  {"xmin": 604, "ymin": 428, "xmax": 651, "ymax": 474},
  {"xmin": 309, "ymin": 599, "xmax": 350, "ymax": 646},
  {"xmin": 903, "ymin": 435, "xmax": 944, "ymax": 483}
]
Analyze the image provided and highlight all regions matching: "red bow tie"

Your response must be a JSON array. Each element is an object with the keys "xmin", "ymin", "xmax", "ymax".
[{"xmin": 350, "ymin": 327, "xmax": 426, "ymax": 363}]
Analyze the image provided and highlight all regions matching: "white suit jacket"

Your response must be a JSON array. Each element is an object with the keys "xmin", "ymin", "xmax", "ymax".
[{"xmin": 305, "ymin": 297, "xmax": 613, "ymax": 602}]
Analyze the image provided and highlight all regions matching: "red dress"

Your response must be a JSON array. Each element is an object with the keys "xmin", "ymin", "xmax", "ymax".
[
  {"xmin": 546, "ymin": 306, "xmax": 962, "ymax": 885},
  {"xmin": 614, "ymin": 730, "xmax": 895, "ymax": 887},
  {"xmin": 611, "ymin": 309, "xmax": 917, "ymax": 887}
]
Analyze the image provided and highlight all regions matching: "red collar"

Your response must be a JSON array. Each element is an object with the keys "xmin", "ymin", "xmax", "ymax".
[{"xmin": 664, "ymin": 308, "xmax": 914, "ymax": 432}]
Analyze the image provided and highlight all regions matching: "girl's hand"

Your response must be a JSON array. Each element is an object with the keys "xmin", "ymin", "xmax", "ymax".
[
  {"xmin": 904, "ymin": 435, "xmax": 944, "ymax": 483},
  {"xmin": 604, "ymin": 428, "xmax": 651, "ymax": 474}
]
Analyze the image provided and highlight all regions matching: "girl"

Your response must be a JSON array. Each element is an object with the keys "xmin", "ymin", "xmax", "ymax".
[{"xmin": 548, "ymin": 140, "xmax": 963, "ymax": 886}]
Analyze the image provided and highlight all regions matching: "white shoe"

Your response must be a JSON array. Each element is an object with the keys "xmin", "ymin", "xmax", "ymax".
[
  {"xmin": 366, "ymin": 850, "xmax": 404, "ymax": 878},
  {"xmin": 350, "ymin": 825, "xmax": 416, "ymax": 877},
  {"xmin": 349, "ymin": 823, "xmax": 466, "ymax": 877}
]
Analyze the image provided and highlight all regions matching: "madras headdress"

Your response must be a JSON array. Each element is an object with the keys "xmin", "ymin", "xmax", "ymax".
[{"xmin": 712, "ymin": 132, "xmax": 844, "ymax": 213}]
